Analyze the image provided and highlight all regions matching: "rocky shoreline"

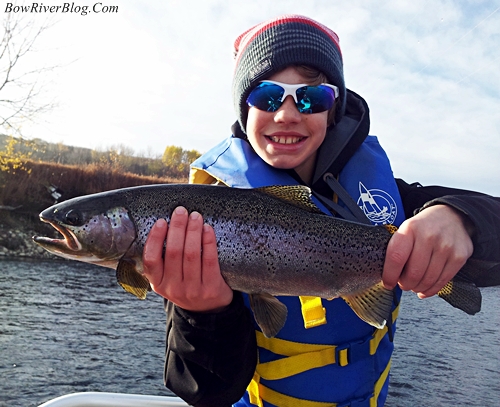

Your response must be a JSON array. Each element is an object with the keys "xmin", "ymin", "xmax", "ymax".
[{"xmin": 0, "ymin": 224, "xmax": 58, "ymax": 259}]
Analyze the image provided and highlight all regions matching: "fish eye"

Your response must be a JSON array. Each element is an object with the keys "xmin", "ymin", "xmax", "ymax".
[{"xmin": 65, "ymin": 209, "xmax": 82, "ymax": 226}]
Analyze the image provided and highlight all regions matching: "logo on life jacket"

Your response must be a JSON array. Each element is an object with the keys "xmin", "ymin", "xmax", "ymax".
[{"xmin": 357, "ymin": 182, "xmax": 398, "ymax": 225}]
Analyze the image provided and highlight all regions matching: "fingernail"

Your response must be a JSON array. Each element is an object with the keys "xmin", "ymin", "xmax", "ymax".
[
  {"xmin": 190, "ymin": 211, "xmax": 200, "ymax": 220},
  {"xmin": 156, "ymin": 218, "xmax": 167, "ymax": 228},
  {"xmin": 175, "ymin": 206, "xmax": 187, "ymax": 215}
]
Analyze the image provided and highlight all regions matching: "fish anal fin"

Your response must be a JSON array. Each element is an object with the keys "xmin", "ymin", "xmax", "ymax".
[
  {"xmin": 249, "ymin": 293, "xmax": 288, "ymax": 338},
  {"xmin": 341, "ymin": 282, "xmax": 393, "ymax": 329},
  {"xmin": 255, "ymin": 185, "xmax": 324, "ymax": 214},
  {"xmin": 438, "ymin": 279, "xmax": 481, "ymax": 315},
  {"xmin": 116, "ymin": 258, "xmax": 151, "ymax": 300}
]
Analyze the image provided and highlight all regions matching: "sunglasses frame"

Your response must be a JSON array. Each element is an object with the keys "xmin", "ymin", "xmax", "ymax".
[{"xmin": 247, "ymin": 80, "xmax": 339, "ymax": 114}]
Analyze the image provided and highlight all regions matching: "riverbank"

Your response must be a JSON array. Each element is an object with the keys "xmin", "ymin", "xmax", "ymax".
[{"xmin": 0, "ymin": 211, "xmax": 60, "ymax": 259}]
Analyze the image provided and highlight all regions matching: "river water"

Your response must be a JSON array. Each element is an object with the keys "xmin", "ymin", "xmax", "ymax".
[{"xmin": 0, "ymin": 259, "xmax": 499, "ymax": 407}]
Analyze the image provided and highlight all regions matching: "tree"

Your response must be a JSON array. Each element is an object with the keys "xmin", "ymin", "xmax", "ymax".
[
  {"xmin": 162, "ymin": 145, "xmax": 201, "ymax": 178},
  {"xmin": 0, "ymin": 135, "xmax": 38, "ymax": 174},
  {"xmin": 0, "ymin": 9, "xmax": 56, "ymax": 133},
  {"xmin": 162, "ymin": 145, "xmax": 184, "ymax": 169}
]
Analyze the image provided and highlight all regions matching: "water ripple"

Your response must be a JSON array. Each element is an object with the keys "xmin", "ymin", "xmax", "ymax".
[{"xmin": 1, "ymin": 259, "xmax": 499, "ymax": 407}]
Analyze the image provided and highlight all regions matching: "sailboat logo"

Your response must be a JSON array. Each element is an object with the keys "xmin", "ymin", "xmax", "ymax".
[{"xmin": 357, "ymin": 182, "xmax": 397, "ymax": 225}]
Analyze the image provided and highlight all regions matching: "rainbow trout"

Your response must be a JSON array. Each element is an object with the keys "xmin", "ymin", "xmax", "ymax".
[{"xmin": 33, "ymin": 184, "xmax": 495, "ymax": 337}]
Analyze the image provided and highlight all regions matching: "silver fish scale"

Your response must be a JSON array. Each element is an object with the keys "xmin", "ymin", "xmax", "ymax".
[
  {"xmin": 33, "ymin": 183, "xmax": 487, "ymax": 329},
  {"xmin": 120, "ymin": 184, "xmax": 391, "ymax": 298}
]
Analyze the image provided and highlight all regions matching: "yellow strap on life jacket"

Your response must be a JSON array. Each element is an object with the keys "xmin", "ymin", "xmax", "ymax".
[
  {"xmin": 256, "ymin": 335, "xmax": 339, "ymax": 380},
  {"xmin": 370, "ymin": 359, "xmax": 391, "ymax": 407},
  {"xmin": 248, "ymin": 358, "xmax": 392, "ymax": 407},
  {"xmin": 299, "ymin": 296, "xmax": 328, "ymax": 328},
  {"xmin": 248, "ymin": 371, "xmax": 338, "ymax": 407},
  {"xmin": 247, "ymin": 305, "xmax": 400, "ymax": 406},
  {"xmin": 248, "ymin": 359, "xmax": 391, "ymax": 407},
  {"xmin": 190, "ymin": 167, "xmax": 231, "ymax": 186}
]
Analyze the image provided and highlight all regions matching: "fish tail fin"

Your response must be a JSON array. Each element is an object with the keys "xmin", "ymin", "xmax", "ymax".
[
  {"xmin": 437, "ymin": 279, "xmax": 481, "ymax": 315},
  {"xmin": 438, "ymin": 258, "xmax": 500, "ymax": 315},
  {"xmin": 342, "ymin": 282, "xmax": 394, "ymax": 329}
]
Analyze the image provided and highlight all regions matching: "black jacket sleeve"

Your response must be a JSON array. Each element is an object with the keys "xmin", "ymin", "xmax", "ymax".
[
  {"xmin": 396, "ymin": 179, "xmax": 500, "ymax": 261},
  {"xmin": 164, "ymin": 292, "xmax": 257, "ymax": 407},
  {"xmin": 162, "ymin": 179, "xmax": 500, "ymax": 407}
]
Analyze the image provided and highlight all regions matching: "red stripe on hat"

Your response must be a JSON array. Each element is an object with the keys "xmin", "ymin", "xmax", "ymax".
[{"xmin": 234, "ymin": 15, "xmax": 342, "ymax": 67}]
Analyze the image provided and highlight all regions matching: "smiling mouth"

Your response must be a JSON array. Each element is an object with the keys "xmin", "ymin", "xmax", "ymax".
[{"xmin": 268, "ymin": 135, "xmax": 305, "ymax": 145}]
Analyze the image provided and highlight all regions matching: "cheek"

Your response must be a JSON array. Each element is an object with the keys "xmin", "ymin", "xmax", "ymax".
[
  {"xmin": 305, "ymin": 113, "xmax": 328, "ymax": 140},
  {"xmin": 246, "ymin": 108, "xmax": 268, "ymax": 143}
]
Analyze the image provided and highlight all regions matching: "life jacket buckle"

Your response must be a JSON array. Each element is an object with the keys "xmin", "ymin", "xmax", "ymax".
[{"xmin": 336, "ymin": 335, "xmax": 372, "ymax": 367}]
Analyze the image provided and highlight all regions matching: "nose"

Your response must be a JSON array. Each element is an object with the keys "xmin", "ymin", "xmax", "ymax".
[{"xmin": 274, "ymin": 95, "xmax": 301, "ymax": 124}]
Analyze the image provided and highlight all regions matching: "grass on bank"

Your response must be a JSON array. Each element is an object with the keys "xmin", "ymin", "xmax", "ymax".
[{"xmin": 0, "ymin": 159, "xmax": 186, "ymax": 234}]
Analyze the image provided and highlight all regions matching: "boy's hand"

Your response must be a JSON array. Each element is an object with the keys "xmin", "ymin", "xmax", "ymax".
[
  {"xmin": 382, "ymin": 204, "xmax": 474, "ymax": 298},
  {"xmin": 142, "ymin": 206, "xmax": 233, "ymax": 312}
]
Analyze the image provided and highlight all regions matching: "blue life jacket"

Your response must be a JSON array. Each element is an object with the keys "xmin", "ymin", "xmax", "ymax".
[{"xmin": 190, "ymin": 135, "xmax": 405, "ymax": 407}]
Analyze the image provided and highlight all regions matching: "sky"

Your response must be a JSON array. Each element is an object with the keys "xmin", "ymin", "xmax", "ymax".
[{"xmin": 2, "ymin": 0, "xmax": 500, "ymax": 195}]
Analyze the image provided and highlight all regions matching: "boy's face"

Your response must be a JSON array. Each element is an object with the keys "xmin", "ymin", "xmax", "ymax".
[{"xmin": 246, "ymin": 66, "xmax": 329, "ymax": 183}]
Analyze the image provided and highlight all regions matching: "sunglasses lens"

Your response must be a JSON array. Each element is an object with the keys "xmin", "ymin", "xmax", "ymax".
[
  {"xmin": 296, "ymin": 86, "xmax": 335, "ymax": 114},
  {"xmin": 247, "ymin": 82, "xmax": 335, "ymax": 114},
  {"xmin": 246, "ymin": 83, "xmax": 284, "ymax": 112}
]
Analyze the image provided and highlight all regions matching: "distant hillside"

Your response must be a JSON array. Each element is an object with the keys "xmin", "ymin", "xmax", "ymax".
[
  {"xmin": 0, "ymin": 133, "xmax": 96, "ymax": 165},
  {"xmin": 0, "ymin": 134, "xmax": 194, "ymax": 232},
  {"xmin": 0, "ymin": 134, "xmax": 199, "ymax": 179}
]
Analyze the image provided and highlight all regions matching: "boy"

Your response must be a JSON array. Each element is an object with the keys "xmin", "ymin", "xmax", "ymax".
[{"xmin": 143, "ymin": 15, "xmax": 500, "ymax": 407}]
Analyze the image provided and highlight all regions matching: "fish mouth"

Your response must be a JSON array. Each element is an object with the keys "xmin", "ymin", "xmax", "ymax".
[{"xmin": 33, "ymin": 218, "xmax": 81, "ymax": 254}]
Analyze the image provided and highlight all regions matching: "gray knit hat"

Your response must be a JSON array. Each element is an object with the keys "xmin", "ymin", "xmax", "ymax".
[{"xmin": 233, "ymin": 15, "xmax": 346, "ymax": 133}]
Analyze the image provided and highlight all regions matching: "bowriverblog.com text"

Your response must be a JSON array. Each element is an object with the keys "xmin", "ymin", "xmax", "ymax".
[{"xmin": 4, "ymin": 2, "xmax": 118, "ymax": 15}]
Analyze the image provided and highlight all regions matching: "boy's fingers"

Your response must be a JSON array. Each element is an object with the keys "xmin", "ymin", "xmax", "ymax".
[
  {"xmin": 142, "ymin": 218, "xmax": 168, "ymax": 286},
  {"xmin": 164, "ymin": 206, "xmax": 189, "ymax": 285},
  {"xmin": 182, "ymin": 212, "xmax": 204, "ymax": 285}
]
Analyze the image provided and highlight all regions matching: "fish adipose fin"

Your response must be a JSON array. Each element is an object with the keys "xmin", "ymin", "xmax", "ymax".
[
  {"xmin": 249, "ymin": 293, "xmax": 288, "ymax": 338},
  {"xmin": 341, "ymin": 282, "xmax": 394, "ymax": 329},
  {"xmin": 116, "ymin": 259, "xmax": 151, "ymax": 300},
  {"xmin": 255, "ymin": 186, "xmax": 324, "ymax": 214}
]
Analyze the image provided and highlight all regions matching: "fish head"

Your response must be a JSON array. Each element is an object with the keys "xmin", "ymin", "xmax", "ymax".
[{"xmin": 33, "ymin": 196, "xmax": 137, "ymax": 268}]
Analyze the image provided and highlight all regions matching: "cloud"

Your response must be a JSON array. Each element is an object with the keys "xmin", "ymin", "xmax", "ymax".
[{"xmin": 11, "ymin": 0, "xmax": 500, "ymax": 195}]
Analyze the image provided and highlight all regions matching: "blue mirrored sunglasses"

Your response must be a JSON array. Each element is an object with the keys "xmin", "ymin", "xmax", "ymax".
[{"xmin": 246, "ymin": 80, "xmax": 339, "ymax": 114}]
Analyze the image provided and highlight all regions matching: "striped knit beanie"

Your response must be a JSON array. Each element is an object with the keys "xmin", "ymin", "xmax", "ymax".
[{"xmin": 233, "ymin": 15, "xmax": 346, "ymax": 133}]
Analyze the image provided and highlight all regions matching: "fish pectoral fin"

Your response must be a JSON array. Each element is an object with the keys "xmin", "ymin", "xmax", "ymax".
[
  {"xmin": 116, "ymin": 258, "xmax": 151, "ymax": 300},
  {"xmin": 437, "ymin": 279, "xmax": 481, "ymax": 315},
  {"xmin": 249, "ymin": 293, "xmax": 288, "ymax": 338},
  {"xmin": 341, "ymin": 282, "xmax": 393, "ymax": 329},
  {"xmin": 255, "ymin": 185, "xmax": 324, "ymax": 214}
]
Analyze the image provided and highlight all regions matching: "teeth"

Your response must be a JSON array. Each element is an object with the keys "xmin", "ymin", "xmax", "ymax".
[{"xmin": 270, "ymin": 136, "xmax": 303, "ymax": 144}]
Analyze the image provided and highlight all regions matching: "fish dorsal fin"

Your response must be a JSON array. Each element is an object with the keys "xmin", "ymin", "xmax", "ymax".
[
  {"xmin": 249, "ymin": 293, "xmax": 288, "ymax": 338},
  {"xmin": 341, "ymin": 282, "xmax": 394, "ymax": 329},
  {"xmin": 255, "ymin": 185, "xmax": 324, "ymax": 214},
  {"xmin": 116, "ymin": 259, "xmax": 151, "ymax": 300}
]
